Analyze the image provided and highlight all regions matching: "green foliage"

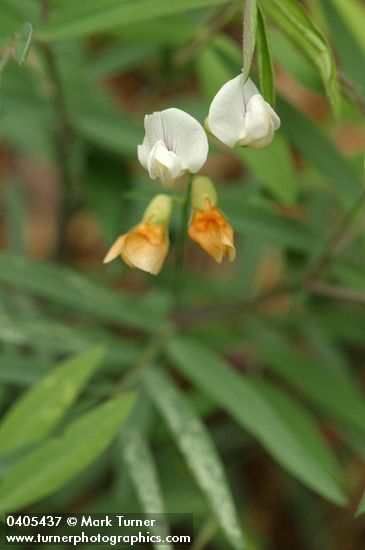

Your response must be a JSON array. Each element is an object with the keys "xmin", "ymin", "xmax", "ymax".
[
  {"xmin": 277, "ymin": 99, "xmax": 362, "ymax": 196},
  {"xmin": 246, "ymin": 320, "xmax": 365, "ymax": 439},
  {"xmin": 167, "ymin": 337, "xmax": 347, "ymax": 506},
  {"xmin": 37, "ymin": 0, "xmax": 233, "ymax": 41},
  {"xmin": 144, "ymin": 367, "xmax": 247, "ymax": 550},
  {"xmin": 356, "ymin": 491, "xmax": 365, "ymax": 517},
  {"xmin": 259, "ymin": 0, "xmax": 341, "ymax": 114},
  {"xmin": 256, "ymin": 7, "xmax": 275, "ymax": 105},
  {"xmin": 12, "ymin": 22, "xmax": 33, "ymax": 66},
  {"xmin": 242, "ymin": 0, "xmax": 258, "ymax": 82},
  {"xmin": 0, "ymin": 347, "xmax": 104, "ymax": 453},
  {"xmin": 320, "ymin": 0, "xmax": 365, "ymax": 102},
  {"xmin": 0, "ymin": 0, "xmax": 364, "ymax": 546},
  {"xmin": 0, "ymin": 392, "xmax": 136, "ymax": 512},
  {"xmin": 119, "ymin": 397, "xmax": 171, "ymax": 550},
  {"xmin": 0, "ymin": 253, "xmax": 170, "ymax": 331}
]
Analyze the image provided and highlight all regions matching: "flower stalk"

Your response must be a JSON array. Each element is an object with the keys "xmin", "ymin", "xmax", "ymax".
[{"xmin": 173, "ymin": 175, "xmax": 194, "ymax": 303}]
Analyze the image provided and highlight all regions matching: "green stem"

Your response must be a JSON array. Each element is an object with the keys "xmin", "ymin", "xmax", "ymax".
[
  {"xmin": 173, "ymin": 175, "xmax": 193, "ymax": 304},
  {"xmin": 40, "ymin": 0, "xmax": 76, "ymax": 259},
  {"xmin": 114, "ymin": 322, "xmax": 171, "ymax": 393},
  {"xmin": 0, "ymin": 45, "xmax": 13, "ymax": 75},
  {"xmin": 306, "ymin": 185, "xmax": 365, "ymax": 283}
]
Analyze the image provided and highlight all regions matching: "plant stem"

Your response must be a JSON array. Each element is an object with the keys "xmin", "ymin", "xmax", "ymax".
[
  {"xmin": 114, "ymin": 322, "xmax": 171, "ymax": 393},
  {"xmin": 0, "ymin": 46, "xmax": 13, "ymax": 75},
  {"xmin": 307, "ymin": 282, "xmax": 365, "ymax": 306},
  {"xmin": 40, "ymin": 0, "xmax": 75, "ymax": 258},
  {"xmin": 173, "ymin": 175, "xmax": 193, "ymax": 305},
  {"xmin": 306, "ymin": 185, "xmax": 365, "ymax": 283},
  {"xmin": 173, "ymin": 280, "xmax": 296, "ymax": 325}
]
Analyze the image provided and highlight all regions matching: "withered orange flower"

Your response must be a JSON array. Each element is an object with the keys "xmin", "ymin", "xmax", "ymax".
[
  {"xmin": 103, "ymin": 223, "xmax": 169, "ymax": 275},
  {"xmin": 103, "ymin": 194, "xmax": 172, "ymax": 275},
  {"xmin": 189, "ymin": 197, "xmax": 236, "ymax": 263}
]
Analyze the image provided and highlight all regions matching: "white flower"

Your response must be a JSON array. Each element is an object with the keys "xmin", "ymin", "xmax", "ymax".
[
  {"xmin": 137, "ymin": 108, "xmax": 209, "ymax": 188},
  {"xmin": 207, "ymin": 75, "xmax": 281, "ymax": 149}
]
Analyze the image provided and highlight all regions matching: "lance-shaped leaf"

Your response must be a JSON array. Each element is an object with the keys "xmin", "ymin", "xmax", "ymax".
[
  {"xmin": 259, "ymin": 0, "xmax": 340, "ymax": 114},
  {"xmin": 0, "ymin": 393, "xmax": 136, "ymax": 512},
  {"xmin": 256, "ymin": 7, "xmax": 275, "ymax": 105},
  {"xmin": 167, "ymin": 337, "xmax": 347, "ymax": 506},
  {"xmin": 277, "ymin": 98, "xmax": 361, "ymax": 196},
  {"xmin": 13, "ymin": 22, "xmax": 33, "ymax": 66},
  {"xmin": 355, "ymin": 492, "xmax": 365, "ymax": 517},
  {"xmin": 119, "ymin": 397, "xmax": 172, "ymax": 550},
  {"xmin": 144, "ymin": 368, "xmax": 247, "ymax": 550},
  {"xmin": 0, "ymin": 253, "xmax": 169, "ymax": 331},
  {"xmin": 242, "ymin": 0, "xmax": 258, "ymax": 82},
  {"xmin": 246, "ymin": 320, "xmax": 365, "ymax": 441},
  {"xmin": 320, "ymin": 0, "xmax": 365, "ymax": 102},
  {"xmin": 0, "ymin": 347, "xmax": 104, "ymax": 454},
  {"xmin": 37, "ymin": 0, "xmax": 234, "ymax": 41}
]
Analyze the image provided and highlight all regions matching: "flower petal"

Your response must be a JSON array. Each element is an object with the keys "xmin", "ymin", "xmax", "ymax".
[
  {"xmin": 103, "ymin": 234, "xmax": 126, "ymax": 264},
  {"xmin": 207, "ymin": 74, "xmax": 247, "ymax": 148},
  {"xmin": 266, "ymin": 102, "xmax": 281, "ymax": 130},
  {"xmin": 239, "ymin": 94, "xmax": 273, "ymax": 148},
  {"xmin": 137, "ymin": 112, "xmax": 165, "ymax": 169},
  {"xmin": 189, "ymin": 221, "xmax": 224, "ymax": 263},
  {"xmin": 138, "ymin": 108, "xmax": 208, "ymax": 175},
  {"xmin": 146, "ymin": 140, "xmax": 183, "ymax": 187},
  {"xmin": 137, "ymin": 137, "xmax": 150, "ymax": 169},
  {"xmin": 243, "ymin": 78, "xmax": 260, "ymax": 103},
  {"xmin": 157, "ymin": 108, "xmax": 208, "ymax": 173},
  {"xmin": 122, "ymin": 233, "xmax": 168, "ymax": 275}
]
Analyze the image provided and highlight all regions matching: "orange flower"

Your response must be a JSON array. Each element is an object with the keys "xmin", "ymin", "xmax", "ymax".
[
  {"xmin": 103, "ymin": 195, "xmax": 172, "ymax": 275},
  {"xmin": 188, "ymin": 177, "xmax": 236, "ymax": 263}
]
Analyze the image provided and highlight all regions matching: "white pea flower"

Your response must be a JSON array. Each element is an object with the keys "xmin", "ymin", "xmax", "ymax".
[
  {"xmin": 207, "ymin": 75, "xmax": 281, "ymax": 149},
  {"xmin": 137, "ymin": 108, "xmax": 209, "ymax": 188}
]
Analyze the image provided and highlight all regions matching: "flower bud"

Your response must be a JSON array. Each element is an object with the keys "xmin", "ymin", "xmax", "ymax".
[
  {"xmin": 189, "ymin": 177, "xmax": 236, "ymax": 263},
  {"xmin": 142, "ymin": 194, "xmax": 173, "ymax": 225},
  {"xmin": 103, "ymin": 194, "xmax": 172, "ymax": 275},
  {"xmin": 191, "ymin": 176, "xmax": 218, "ymax": 210}
]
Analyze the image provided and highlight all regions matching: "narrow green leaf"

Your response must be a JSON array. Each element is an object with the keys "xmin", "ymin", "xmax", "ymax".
[
  {"xmin": 120, "ymin": 398, "xmax": 171, "ymax": 550},
  {"xmin": 269, "ymin": 29, "xmax": 322, "ymax": 91},
  {"xmin": 38, "ymin": 0, "xmax": 233, "ymax": 41},
  {"xmin": 242, "ymin": 0, "xmax": 258, "ymax": 82},
  {"xmin": 0, "ymin": 393, "xmax": 136, "ymax": 512},
  {"xmin": 257, "ymin": 381, "xmax": 343, "ymax": 482},
  {"xmin": 355, "ymin": 491, "xmax": 365, "ymax": 517},
  {"xmin": 144, "ymin": 368, "xmax": 247, "ymax": 550},
  {"xmin": 256, "ymin": 7, "xmax": 274, "ymax": 105},
  {"xmin": 0, "ymin": 314, "xmax": 139, "ymax": 372},
  {"xmin": 278, "ymin": 98, "xmax": 361, "ymax": 196},
  {"xmin": 0, "ymin": 1, "xmax": 36, "ymax": 46},
  {"xmin": 0, "ymin": 347, "xmax": 104, "ymax": 454},
  {"xmin": 0, "ymin": 253, "xmax": 170, "ymax": 331},
  {"xmin": 167, "ymin": 337, "xmax": 347, "ymax": 506},
  {"xmin": 329, "ymin": 0, "xmax": 365, "ymax": 53},
  {"xmin": 246, "ymin": 319, "xmax": 365, "ymax": 441},
  {"xmin": 13, "ymin": 22, "xmax": 33, "ymax": 66},
  {"xmin": 259, "ymin": 0, "xmax": 340, "ymax": 114},
  {"xmin": 320, "ymin": 0, "xmax": 365, "ymax": 102}
]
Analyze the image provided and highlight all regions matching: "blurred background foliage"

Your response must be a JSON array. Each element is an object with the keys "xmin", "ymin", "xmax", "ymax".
[{"xmin": 0, "ymin": 0, "xmax": 365, "ymax": 548}]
